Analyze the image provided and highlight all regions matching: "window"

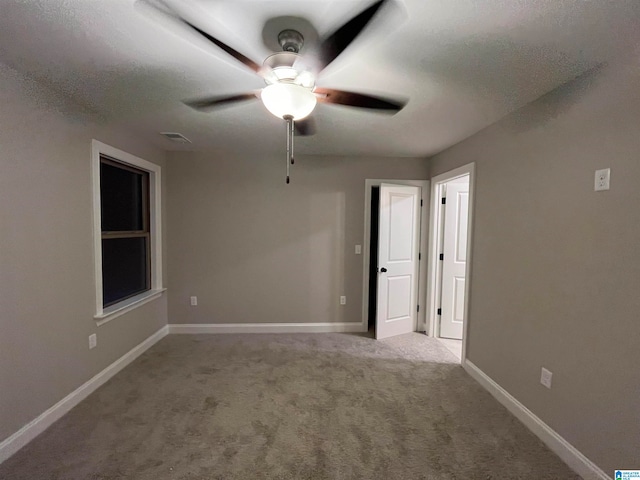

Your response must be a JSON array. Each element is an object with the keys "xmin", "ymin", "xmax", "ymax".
[
  {"xmin": 100, "ymin": 157, "xmax": 150, "ymax": 306},
  {"xmin": 92, "ymin": 140, "xmax": 163, "ymax": 322}
]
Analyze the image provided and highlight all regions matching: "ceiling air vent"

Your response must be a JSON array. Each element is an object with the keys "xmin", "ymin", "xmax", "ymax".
[{"xmin": 160, "ymin": 132, "xmax": 191, "ymax": 143}]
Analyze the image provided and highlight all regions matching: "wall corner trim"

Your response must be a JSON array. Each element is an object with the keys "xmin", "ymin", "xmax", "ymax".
[
  {"xmin": 0, "ymin": 325, "xmax": 169, "ymax": 465},
  {"xmin": 168, "ymin": 322, "xmax": 367, "ymax": 334},
  {"xmin": 463, "ymin": 360, "xmax": 611, "ymax": 480}
]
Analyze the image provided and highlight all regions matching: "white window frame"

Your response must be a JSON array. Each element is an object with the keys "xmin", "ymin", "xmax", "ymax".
[{"xmin": 91, "ymin": 140, "xmax": 164, "ymax": 325}]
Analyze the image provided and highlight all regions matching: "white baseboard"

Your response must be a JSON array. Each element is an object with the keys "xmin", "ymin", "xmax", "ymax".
[
  {"xmin": 169, "ymin": 322, "xmax": 367, "ymax": 334},
  {"xmin": 0, "ymin": 325, "xmax": 169, "ymax": 465},
  {"xmin": 463, "ymin": 360, "xmax": 610, "ymax": 480}
]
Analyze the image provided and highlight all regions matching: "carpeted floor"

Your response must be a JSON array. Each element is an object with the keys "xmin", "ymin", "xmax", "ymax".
[{"xmin": 0, "ymin": 332, "xmax": 581, "ymax": 479}]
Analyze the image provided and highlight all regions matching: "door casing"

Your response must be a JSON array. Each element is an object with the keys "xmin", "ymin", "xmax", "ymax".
[{"xmin": 426, "ymin": 164, "xmax": 476, "ymax": 362}]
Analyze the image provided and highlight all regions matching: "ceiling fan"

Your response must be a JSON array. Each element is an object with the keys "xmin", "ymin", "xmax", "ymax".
[{"xmin": 139, "ymin": 0, "xmax": 407, "ymax": 182}]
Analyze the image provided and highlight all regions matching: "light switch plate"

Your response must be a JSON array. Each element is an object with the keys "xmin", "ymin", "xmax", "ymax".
[{"xmin": 355, "ymin": 245, "xmax": 362, "ymax": 255}]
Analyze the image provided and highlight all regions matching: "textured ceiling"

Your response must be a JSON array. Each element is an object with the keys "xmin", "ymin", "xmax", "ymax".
[{"xmin": 1, "ymin": 0, "xmax": 639, "ymax": 157}]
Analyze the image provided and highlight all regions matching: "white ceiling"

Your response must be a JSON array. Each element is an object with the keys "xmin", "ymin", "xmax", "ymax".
[{"xmin": 1, "ymin": 0, "xmax": 638, "ymax": 157}]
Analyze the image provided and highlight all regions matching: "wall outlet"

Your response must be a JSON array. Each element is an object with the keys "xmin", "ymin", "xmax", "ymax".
[
  {"xmin": 540, "ymin": 367, "xmax": 553, "ymax": 389},
  {"xmin": 594, "ymin": 168, "xmax": 610, "ymax": 191},
  {"xmin": 355, "ymin": 245, "xmax": 362, "ymax": 255},
  {"xmin": 190, "ymin": 296, "xmax": 197, "ymax": 306},
  {"xmin": 89, "ymin": 334, "xmax": 97, "ymax": 350},
  {"xmin": 340, "ymin": 296, "xmax": 346, "ymax": 305}
]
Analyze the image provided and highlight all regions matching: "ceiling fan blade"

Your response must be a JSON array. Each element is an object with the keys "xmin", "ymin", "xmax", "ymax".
[
  {"xmin": 184, "ymin": 93, "xmax": 258, "ymax": 111},
  {"xmin": 136, "ymin": 0, "xmax": 261, "ymax": 73},
  {"xmin": 183, "ymin": 20, "xmax": 261, "ymax": 73},
  {"xmin": 295, "ymin": 117, "xmax": 316, "ymax": 136},
  {"xmin": 317, "ymin": 0, "xmax": 388, "ymax": 71},
  {"xmin": 314, "ymin": 88, "xmax": 406, "ymax": 112}
]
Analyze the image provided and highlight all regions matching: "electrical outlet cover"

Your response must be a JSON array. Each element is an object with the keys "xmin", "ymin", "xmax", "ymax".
[
  {"xmin": 594, "ymin": 168, "xmax": 610, "ymax": 191},
  {"xmin": 540, "ymin": 367, "xmax": 553, "ymax": 389}
]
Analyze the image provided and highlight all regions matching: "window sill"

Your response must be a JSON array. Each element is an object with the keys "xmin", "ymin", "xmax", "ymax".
[{"xmin": 95, "ymin": 288, "xmax": 166, "ymax": 326}]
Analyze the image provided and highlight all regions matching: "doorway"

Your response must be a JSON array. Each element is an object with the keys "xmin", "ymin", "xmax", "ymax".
[
  {"xmin": 367, "ymin": 186, "xmax": 380, "ymax": 331},
  {"xmin": 361, "ymin": 180, "xmax": 429, "ymax": 339},
  {"xmin": 426, "ymin": 164, "xmax": 475, "ymax": 363}
]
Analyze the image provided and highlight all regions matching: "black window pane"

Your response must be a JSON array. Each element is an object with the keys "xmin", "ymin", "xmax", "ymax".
[
  {"xmin": 102, "ymin": 237, "xmax": 149, "ymax": 306},
  {"xmin": 101, "ymin": 161, "xmax": 144, "ymax": 232}
]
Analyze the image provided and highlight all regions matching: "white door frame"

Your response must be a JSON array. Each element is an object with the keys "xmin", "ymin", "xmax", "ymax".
[
  {"xmin": 361, "ymin": 179, "xmax": 430, "ymax": 333},
  {"xmin": 426, "ymin": 164, "xmax": 475, "ymax": 362}
]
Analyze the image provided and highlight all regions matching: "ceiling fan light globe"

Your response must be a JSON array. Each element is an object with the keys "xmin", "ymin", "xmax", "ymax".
[
  {"xmin": 297, "ymin": 71, "xmax": 315, "ymax": 89},
  {"xmin": 261, "ymin": 83, "xmax": 317, "ymax": 121}
]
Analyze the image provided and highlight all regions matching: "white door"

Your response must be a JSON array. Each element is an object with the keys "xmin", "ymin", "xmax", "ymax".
[
  {"xmin": 376, "ymin": 184, "xmax": 421, "ymax": 340},
  {"xmin": 439, "ymin": 181, "xmax": 469, "ymax": 339}
]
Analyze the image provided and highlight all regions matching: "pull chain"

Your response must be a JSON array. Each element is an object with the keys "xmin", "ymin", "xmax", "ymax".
[
  {"xmin": 284, "ymin": 115, "xmax": 294, "ymax": 184},
  {"xmin": 290, "ymin": 118, "xmax": 295, "ymax": 165}
]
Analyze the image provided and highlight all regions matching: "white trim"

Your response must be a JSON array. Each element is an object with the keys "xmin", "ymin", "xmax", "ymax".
[
  {"xmin": 464, "ymin": 360, "xmax": 610, "ymax": 480},
  {"xmin": 0, "ymin": 325, "xmax": 169, "ymax": 465},
  {"xmin": 169, "ymin": 322, "xmax": 365, "ymax": 334},
  {"xmin": 361, "ymin": 179, "xmax": 430, "ymax": 334},
  {"xmin": 426, "ymin": 164, "xmax": 475, "ymax": 363},
  {"xmin": 94, "ymin": 288, "xmax": 166, "ymax": 325},
  {"xmin": 91, "ymin": 140, "xmax": 163, "ymax": 324}
]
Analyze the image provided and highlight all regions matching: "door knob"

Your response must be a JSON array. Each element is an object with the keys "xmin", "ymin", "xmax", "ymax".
[{"xmin": 380, "ymin": 267, "xmax": 387, "ymax": 273}]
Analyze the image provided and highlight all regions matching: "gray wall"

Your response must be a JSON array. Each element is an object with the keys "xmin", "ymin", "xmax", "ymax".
[
  {"xmin": 166, "ymin": 151, "xmax": 428, "ymax": 325},
  {"xmin": 0, "ymin": 63, "xmax": 168, "ymax": 443},
  {"xmin": 429, "ymin": 57, "xmax": 640, "ymax": 472}
]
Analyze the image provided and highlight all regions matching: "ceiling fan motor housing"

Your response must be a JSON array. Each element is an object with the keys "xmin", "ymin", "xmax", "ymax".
[
  {"xmin": 262, "ymin": 51, "xmax": 315, "ymax": 89},
  {"xmin": 278, "ymin": 29, "xmax": 304, "ymax": 53}
]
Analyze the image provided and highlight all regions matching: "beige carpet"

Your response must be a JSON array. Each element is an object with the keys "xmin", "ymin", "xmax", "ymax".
[{"xmin": 0, "ymin": 331, "xmax": 580, "ymax": 479}]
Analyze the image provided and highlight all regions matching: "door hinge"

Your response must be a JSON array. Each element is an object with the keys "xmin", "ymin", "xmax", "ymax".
[
  {"xmin": 417, "ymin": 304, "xmax": 420, "ymax": 312},
  {"xmin": 439, "ymin": 253, "xmax": 444, "ymax": 261},
  {"xmin": 420, "ymin": 199, "xmax": 423, "ymax": 207},
  {"xmin": 419, "ymin": 252, "xmax": 421, "ymax": 260},
  {"xmin": 437, "ymin": 308, "xmax": 442, "ymax": 315},
  {"xmin": 441, "ymin": 197, "xmax": 446, "ymax": 205}
]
